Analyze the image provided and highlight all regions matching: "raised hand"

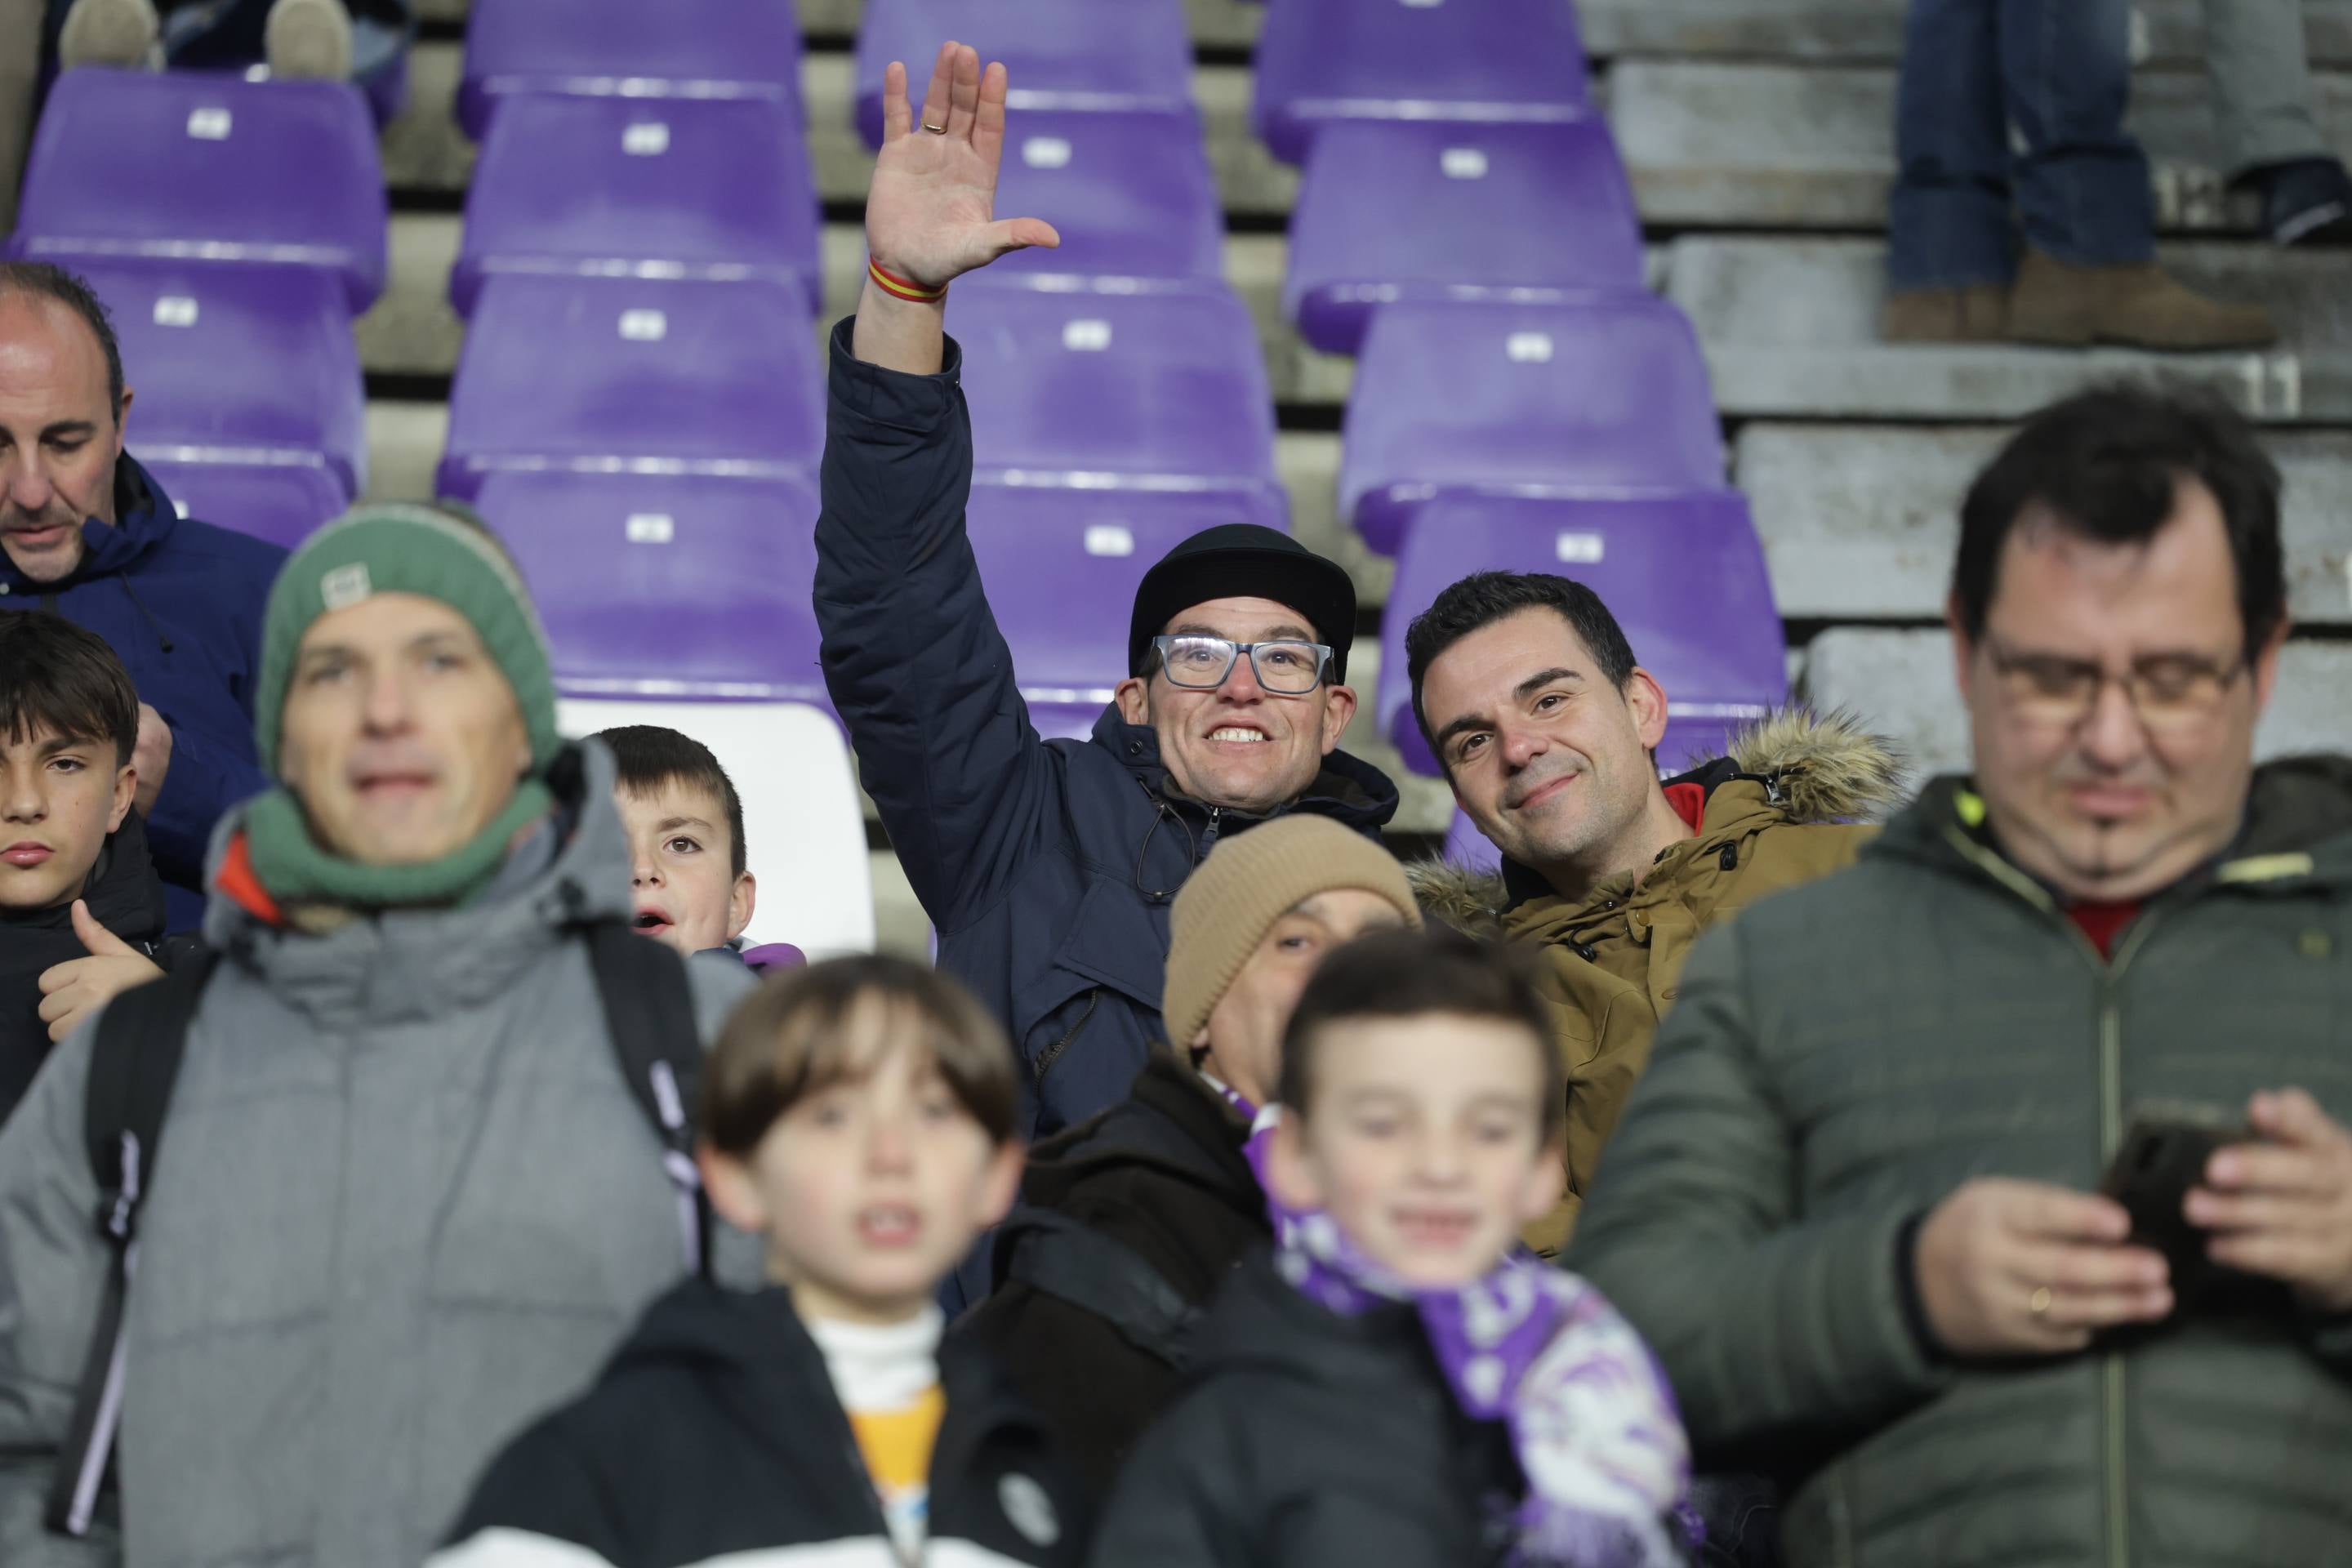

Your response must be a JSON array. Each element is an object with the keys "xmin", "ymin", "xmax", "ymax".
[
  {"xmin": 37, "ymin": 898, "xmax": 165, "ymax": 1043},
  {"xmin": 867, "ymin": 42, "xmax": 1061, "ymax": 291}
]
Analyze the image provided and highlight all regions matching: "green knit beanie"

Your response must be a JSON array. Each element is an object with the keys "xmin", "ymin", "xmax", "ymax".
[
  {"xmin": 242, "ymin": 502, "xmax": 564, "ymax": 913},
  {"xmin": 255, "ymin": 502, "xmax": 562, "ymax": 774}
]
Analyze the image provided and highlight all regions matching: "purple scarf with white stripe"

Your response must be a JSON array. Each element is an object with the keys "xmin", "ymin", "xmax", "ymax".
[{"xmin": 1215, "ymin": 1085, "xmax": 1695, "ymax": 1568}]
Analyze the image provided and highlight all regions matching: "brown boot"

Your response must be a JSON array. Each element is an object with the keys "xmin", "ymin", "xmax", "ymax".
[
  {"xmin": 2007, "ymin": 247, "xmax": 2277, "ymax": 350},
  {"xmin": 1880, "ymin": 284, "xmax": 2009, "ymax": 343}
]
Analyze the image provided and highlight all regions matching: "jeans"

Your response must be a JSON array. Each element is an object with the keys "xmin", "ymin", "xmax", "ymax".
[{"xmin": 1887, "ymin": 0, "xmax": 2154, "ymax": 290}]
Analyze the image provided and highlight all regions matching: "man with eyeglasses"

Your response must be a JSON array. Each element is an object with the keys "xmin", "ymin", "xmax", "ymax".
[
  {"xmin": 1570, "ymin": 382, "xmax": 2352, "ymax": 1567},
  {"xmin": 814, "ymin": 42, "xmax": 1396, "ymax": 1165}
]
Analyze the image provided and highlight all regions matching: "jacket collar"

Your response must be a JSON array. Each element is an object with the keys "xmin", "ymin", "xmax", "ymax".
[
  {"xmin": 0, "ymin": 455, "xmax": 177, "ymax": 594},
  {"xmin": 0, "ymin": 811, "xmax": 168, "ymax": 948},
  {"xmin": 1087, "ymin": 705, "xmax": 1400, "ymax": 835}
]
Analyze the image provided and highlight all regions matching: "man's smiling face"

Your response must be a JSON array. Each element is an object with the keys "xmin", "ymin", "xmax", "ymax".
[{"xmin": 1114, "ymin": 595, "xmax": 1357, "ymax": 814}]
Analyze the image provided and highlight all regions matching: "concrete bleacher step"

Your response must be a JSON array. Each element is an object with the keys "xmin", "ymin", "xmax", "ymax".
[
  {"xmin": 1578, "ymin": 0, "xmax": 2352, "ymax": 65},
  {"xmin": 1671, "ymin": 235, "xmax": 2350, "ymax": 422},
  {"xmin": 1615, "ymin": 61, "xmax": 2352, "ymax": 231},
  {"xmin": 1803, "ymin": 629, "xmax": 2352, "ymax": 777},
  {"xmin": 1740, "ymin": 424, "xmax": 2352, "ymax": 624}
]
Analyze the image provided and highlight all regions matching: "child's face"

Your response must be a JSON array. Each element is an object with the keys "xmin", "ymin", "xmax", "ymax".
[
  {"xmin": 616, "ymin": 781, "xmax": 754, "ymax": 956},
  {"xmin": 0, "ymin": 724, "xmax": 134, "ymax": 911},
  {"xmin": 704, "ymin": 1002, "xmax": 1022, "ymax": 1324},
  {"xmin": 1269, "ymin": 1013, "xmax": 1563, "ymax": 1290}
]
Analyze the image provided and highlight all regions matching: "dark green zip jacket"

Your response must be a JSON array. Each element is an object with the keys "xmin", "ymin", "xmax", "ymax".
[{"xmin": 1567, "ymin": 757, "xmax": 2352, "ymax": 1568}]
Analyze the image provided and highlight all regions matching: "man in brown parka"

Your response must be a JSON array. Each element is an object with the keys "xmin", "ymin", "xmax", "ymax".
[{"xmin": 1407, "ymin": 572, "xmax": 1905, "ymax": 1250}]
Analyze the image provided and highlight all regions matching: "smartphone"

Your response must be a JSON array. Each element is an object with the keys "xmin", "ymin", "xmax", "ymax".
[{"xmin": 2100, "ymin": 1101, "xmax": 2253, "ymax": 1269}]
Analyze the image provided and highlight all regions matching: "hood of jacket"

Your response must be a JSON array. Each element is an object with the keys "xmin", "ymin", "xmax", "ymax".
[
  {"xmin": 0, "ymin": 455, "xmax": 180, "ymax": 593},
  {"xmin": 1868, "ymin": 753, "xmax": 2352, "ymax": 897},
  {"xmin": 1410, "ymin": 707, "xmax": 1909, "ymax": 935},
  {"xmin": 1022, "ymin": 1050, "xmax": 1258, "ymax": 1210},
  {"xmin": 196, "ymin": 737, "xmax": 642, "ymax": 1026},
  {"xmin": 1087, "ymin": 704, "xmax": 1399, "ymax": 839}
]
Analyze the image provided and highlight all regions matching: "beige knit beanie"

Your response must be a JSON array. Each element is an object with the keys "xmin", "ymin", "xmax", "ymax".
[{"xmin": 1162, "ymin": 816, "xmax": 1423, "ymax": 1053}]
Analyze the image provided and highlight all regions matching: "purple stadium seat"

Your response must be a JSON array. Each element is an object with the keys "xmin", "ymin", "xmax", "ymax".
[
  {"xmin": 969, "ymin": 109, "xmax": 1223, "ymax": 288},
  {"xmin": 458, "ymin": 0, "xmax": 804, "ymax": 140},
  {"xmin": 76, "ymin": 261, "xmax": 366, "ymax": 499},
  {"xmin": 1340, "ymin": 296, "xmax": 1725, "ymax": 555},
  {"xmin": 132, "ymin": 456, "xmax": 348, "ymax": 550},
  {"xmin": 1442, "ymin": 808, "xmax": 1503, "ymax": 875},
  {"xmin": 1282, "ymin": 119, "xmax": 1643, "ymax": 356},
  {"xmin": 853, "ymin": 0, "xmax": 1192, "ymax": 149},
  {"xmin": 964, "ymin": 484, "xmax": 1284, "ymax": 739},
  {"xmin": 1252, "ymin": 0, "xmax": 1592, "ymax": 165},
  {"xmin": 437, "ymin": 275, "xmax": 823, "ymax": 501},
  {"xmin": 1376, "ymin": 492, "xmax": 1785, "ymax": 778},
  {"xmin": 452, "ymin": 96, "xmax": 822, "ymax": 318},
  {"xmin": 477, "ymin": 470, "xmax": 828, "ymax": 706},
  {"xmin": 10, "ymin": 70, "xmax": 388, "ymax": 312},
  {"xmin": 947, "ymin": 284, "xmax": 1285, "ymax": 528}
]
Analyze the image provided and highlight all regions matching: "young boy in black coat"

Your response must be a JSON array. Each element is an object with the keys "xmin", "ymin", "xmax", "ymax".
[
  {"xmin": 431, "ymin": 956, "xmax": 1085, "ymax": 1568},
  {"xmin": 0, "ymin": 612, "xmax": 176, "ymax": 1118},
  {"xmin": 1089, "ymin": 929, "xmax": 1694, "ymax": 1568}
]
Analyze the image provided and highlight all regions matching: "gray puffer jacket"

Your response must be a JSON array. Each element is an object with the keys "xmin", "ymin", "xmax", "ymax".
[{"xmin": 0, "ymin": 741, "xmax": 757, "ymax": 1568}]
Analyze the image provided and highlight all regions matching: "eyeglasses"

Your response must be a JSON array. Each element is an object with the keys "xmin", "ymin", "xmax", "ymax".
[
  {"xmin": 1984, "ymin": 639, "xmax": 2247, "ymax": 733},
  {"xmin": 1152, "ymin": 635, "xmax": 1332, "ymax": 695}
]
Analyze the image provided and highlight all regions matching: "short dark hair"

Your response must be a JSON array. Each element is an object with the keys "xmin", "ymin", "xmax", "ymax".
[
  {"xmin": 0, "ymin": 613, "xmax": 140, "ymax": 767},
  {"xmin": 1953, "ymin": 382, "xmax": 2287, "ymax": 663},
  {"xmin": 1280, "ymin": 926, "xmax": 1565, "ymax": 1142},
  {"xmin": 598, "ymin": 724, "xmax": 747, "ymax": 879},
  {"xmin": 0, "ymin": 261, "xmax": 125, "ymax": 419},
  {"xmin": 1404, "ymin": 572, "xmax": 1641, "ymax": 754},
  {"xmin": 700, "ymin": 955, "xmax": 1019, "ymax": 1156}
]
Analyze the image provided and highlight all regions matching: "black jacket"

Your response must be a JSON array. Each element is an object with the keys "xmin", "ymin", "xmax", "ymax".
[
  {"xmin": 1087, "ymin": 1249, "xmax": 1526, "ymax": 1568},
  {"xmin": 433, "ymin": 1278, "xmax": 1088, "ymax": 1568},
  {"xmin": 0, "ymin": 811, "xmax": 172, "ymax": 1120},
  {"xmin": 813, "ymin": 319, "xmax": 1398, "ymax": 1152},
  {"xmin": 956, "ymin": 1053, "xmax": 1270, "ymax": 1493}
]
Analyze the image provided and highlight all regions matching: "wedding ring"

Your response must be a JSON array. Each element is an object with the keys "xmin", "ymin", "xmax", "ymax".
[
  {"xmin": 921, "ymin": 120, "xmax": 950, "ymax": 134},
  {"xmin": 2029, "ymin": 1286, "xmax": 2054, "ymax": 1318}
]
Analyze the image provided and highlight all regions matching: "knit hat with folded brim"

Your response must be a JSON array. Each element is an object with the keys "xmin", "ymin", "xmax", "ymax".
[
  {"xmin": 1162, "ymin": 815, "xmax": 1423, "ymax": 1053},
  {"xmin": 253, "ymin": 501, "xmax": 561, "ymax": 777}
]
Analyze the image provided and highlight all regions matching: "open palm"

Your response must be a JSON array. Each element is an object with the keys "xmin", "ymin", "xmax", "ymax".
[{"xmin": 866, "ymin": 42, "xmax": 1061, "ymax": 290}]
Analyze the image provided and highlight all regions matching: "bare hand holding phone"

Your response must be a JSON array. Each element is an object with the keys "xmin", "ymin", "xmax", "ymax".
[{"xmin": 2185, "ymin": 1089, "xmax": 2352, "ymax": 1313}]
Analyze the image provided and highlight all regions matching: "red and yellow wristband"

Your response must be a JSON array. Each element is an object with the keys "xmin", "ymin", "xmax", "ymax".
[{"xmin": 867, "ymin": 259, "xmax": 947, "ymax": 304}]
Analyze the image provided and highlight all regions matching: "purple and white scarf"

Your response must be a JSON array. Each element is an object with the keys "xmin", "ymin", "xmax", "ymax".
[{"xmin": 1214, "ymin": 1084, "xmax": 1695, "ymax": 1568}]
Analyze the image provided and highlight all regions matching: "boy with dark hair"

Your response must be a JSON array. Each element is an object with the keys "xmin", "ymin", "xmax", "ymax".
[
  {"xmin": 1090, "ymin": 928, "xmax": 1691, "ymax": 1568},
  {"xmin": 595, "ymin": 724, "xmax": 801, "ymax": 970},
  {"xmin": 0, "ymin": 612, "xmax": 174, "ymax": 1115},
  {"xmin": 432, "ymin": 956, "xmax": 1085, "ymax": 1568}
]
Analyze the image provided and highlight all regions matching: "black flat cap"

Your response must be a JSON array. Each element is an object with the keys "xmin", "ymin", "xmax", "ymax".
[{"xmin": 1127, "ymin": 524, "xmax": 1357, "ymax": 683}]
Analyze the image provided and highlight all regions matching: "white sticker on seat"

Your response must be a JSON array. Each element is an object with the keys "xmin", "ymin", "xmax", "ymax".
[
  {"xmin": 172, "ymin": 499, "xmax": 189, "ymax": 518},
  {"xmin": 1062, "ymin": 319, "xmax": 1112, "ymax": 352},
  {"xmin": 619, "ymin": 310, "xmax": 668, "ymax": 341},
  {"xmin": 622, "ymin": 122, "xmax": 670, "ymax": 156},
  {"xmin": 1441, "ymin": 147, "xmax": 1488, "ymax": 180},
  {"xmin": 1022, "ymin": 136, "xmax": 1073, "ymax": 169},
  {"xmin": 625, "ymin": 513, "xmax": 675, "ymax": 544},
  {"xmin": 1506, "ymin": 332, "xmax": 1553, "ymax": 363},
  {"xmin": 1403, "ymin": 0, "xmax": 1446, "ymax": 8},
  {"xmin": 1084, "ymin": 523, "xmax": 1134, "ymax": 557},
  {"xmin": 186, "ymin": 107, "xmax": 233, "ymax": 140},
  {"xmin": 154, "ymin": 296, "xmax": 199, "ymax": 328},
  {"xmin": 1556, "ymin": 532, "xmax": 1606, "ymax": 564}
]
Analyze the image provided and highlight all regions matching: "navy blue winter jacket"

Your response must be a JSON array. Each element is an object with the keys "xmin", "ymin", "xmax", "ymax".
[
  {"xmin": 0, "ymin": 456, "xmax": 284, "ymax": 930},
  {"xmin": 815, "ymin": 318, "xmax": 1397, "ymax": 1143}
]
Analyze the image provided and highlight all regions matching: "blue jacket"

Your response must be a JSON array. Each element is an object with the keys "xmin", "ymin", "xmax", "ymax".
[
  {"xmin": 816, "ymin": 319, "xmax": 1398, "ymax": 1144},
  {"xmin": 0, "ymin": 456, "xmax": 285, "ymax": 930}
]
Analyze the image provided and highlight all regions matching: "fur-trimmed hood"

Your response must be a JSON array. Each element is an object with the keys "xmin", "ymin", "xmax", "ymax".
[{"xmin": 1410, "ymin": 707, "xmax": 1909, "ymax": 935}]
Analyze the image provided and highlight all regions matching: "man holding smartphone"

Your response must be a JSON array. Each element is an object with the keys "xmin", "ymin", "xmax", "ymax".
[{"xmin": 1570, "ymin": 382, "xmax": 2352, "ymax": 1567}]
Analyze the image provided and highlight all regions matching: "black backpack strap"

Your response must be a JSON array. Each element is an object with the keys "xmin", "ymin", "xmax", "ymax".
[
  {"xmin": 996, "ymin": 1206, "xmax": 1204, "ymax": 1372},
  {"xmin": 47, "ymin": 947, "xmax": 220, "ymax": 1538},
  {"xmin": 581, "ymin": 921, "xmax": 713, "ymax": 1281}
]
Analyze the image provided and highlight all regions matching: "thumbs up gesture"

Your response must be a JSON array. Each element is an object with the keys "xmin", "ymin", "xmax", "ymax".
[{"xmin": 37, "ymin": 900, "xmax": 166, "ymax": 1044}]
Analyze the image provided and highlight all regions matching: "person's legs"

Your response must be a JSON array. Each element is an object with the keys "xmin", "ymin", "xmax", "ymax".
[
  {"xmin": 54, "ymin": 0, "xmax": 159, "ymax": 69},
  {"xmin": 2203, "ymin": 0, "xmax": 2352, "ymax": 246},
  {"xmin": 2000, "ymin": 0, "xmax": 2152, "ymax": 268},
  {"xmin": 1887, "ymin": 0, "xmax": 2014, "ymax": 290}
]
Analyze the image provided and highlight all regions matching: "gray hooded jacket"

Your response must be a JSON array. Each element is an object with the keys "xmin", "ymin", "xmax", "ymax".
[{"xmin": 0, "ymin": 741, "xmax": 756, "ymax": 1568}]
